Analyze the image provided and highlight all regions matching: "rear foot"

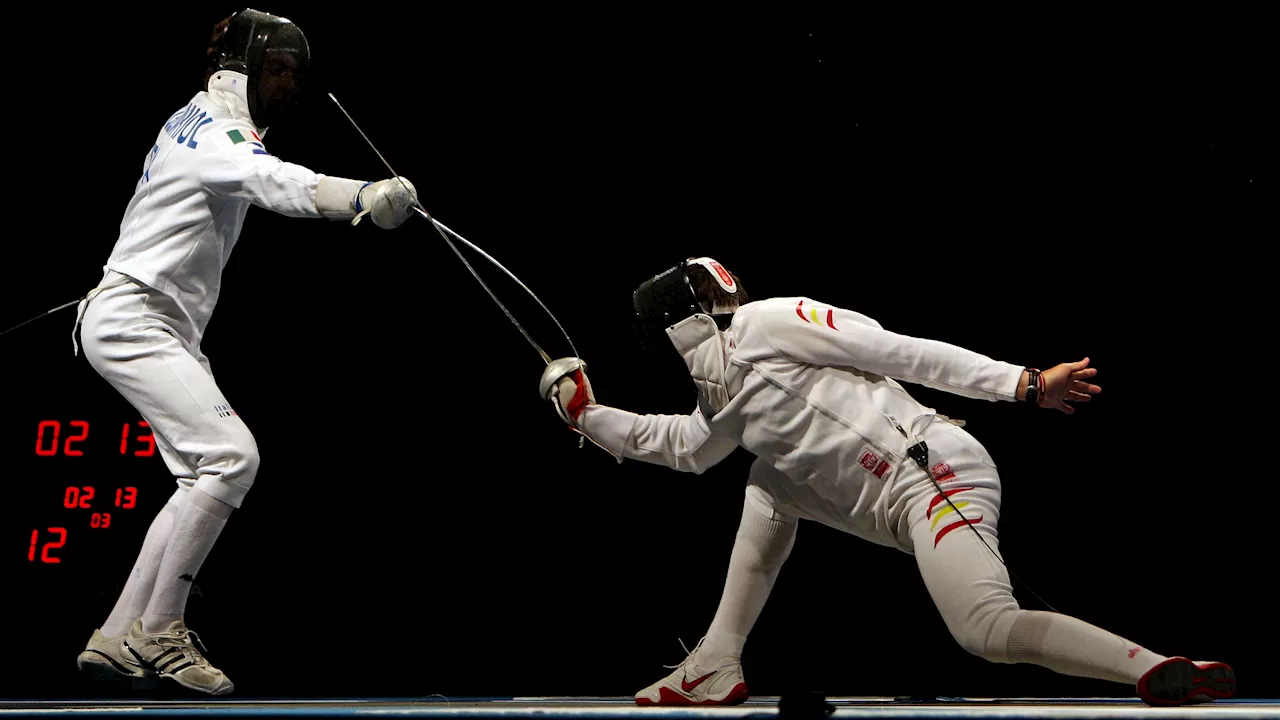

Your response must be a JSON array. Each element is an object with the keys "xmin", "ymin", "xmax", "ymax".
[
  {"xmin": 1137, "ymin": 657, "xmax": 1235, "ymax": 706},
  {"xmin": 77, "ymin": 628, "xmax": 158, "ymax": 691}
]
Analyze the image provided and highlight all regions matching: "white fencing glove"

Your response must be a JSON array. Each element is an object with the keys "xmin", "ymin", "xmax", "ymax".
[
  {"xmin": 353, "ymin": 176, "xmax": 418, "ymax": 229},
  {"xmin": 539, "ymin": 358, "xmax": 595, "ymax": 429}
]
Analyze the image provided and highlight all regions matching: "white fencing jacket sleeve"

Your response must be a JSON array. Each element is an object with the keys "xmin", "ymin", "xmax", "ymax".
[
  {"xmin": 736, "ymin": 298, "xmax": 1026, "ymax": 402},
  {"xmin": 575, "ymin": 404, "xmax": 739, "ymax": 474},
  {"xmin": 198, "ymin": 119, "xmax": 366, "ymax": 218}
]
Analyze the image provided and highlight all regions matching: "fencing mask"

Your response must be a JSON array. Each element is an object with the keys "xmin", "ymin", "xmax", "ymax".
[
  {"xmin": 208, "ymin": 9, "xmax": 310, "ymax": 129},
  {"xmin": 633, "ymin": 257, "xmax": 740, "ymax": 418}
]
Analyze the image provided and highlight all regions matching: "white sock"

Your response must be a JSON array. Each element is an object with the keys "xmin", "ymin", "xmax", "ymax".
[
  {"xmin": 1007, "ymin": 610, "xmax": 1167, "ymax": 684},
  {"xmin": 100, "ymin": 488, "xmax": 188, "ymax": 638},
  {"xmin": 694, "ymin": 493, "xmax": 797, "ymax": 673},
  {"xmin": 140, "ymin": 488, "xmax": 234, "ymax": 634}
]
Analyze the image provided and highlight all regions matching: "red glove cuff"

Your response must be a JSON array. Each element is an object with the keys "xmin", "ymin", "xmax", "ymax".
[{"xmin": 566, "ymin": 370, "xmax": 592, "ymax": 420}]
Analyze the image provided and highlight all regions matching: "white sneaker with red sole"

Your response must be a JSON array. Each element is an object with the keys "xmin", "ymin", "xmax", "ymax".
[
  {"xmin": 634, "ymin": 639, "xmax": 749, "ymax": 706},
  {"xmin": 1137, "ymin": 657, "xmax": 1236, "ymax": 706}
]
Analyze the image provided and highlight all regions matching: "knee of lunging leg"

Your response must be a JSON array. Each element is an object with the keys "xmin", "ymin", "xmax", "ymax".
[
  {"xmin": 950, "ymin": 623, "xmax": 991, "ymax": 660},
  {"xmin": 950, "ymin": 606, "xmax": 1020, "ymax": 663}
]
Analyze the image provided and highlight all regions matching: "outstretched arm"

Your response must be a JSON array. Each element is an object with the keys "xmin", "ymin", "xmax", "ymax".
[
  {"xmin": 737, "ymin": 299, "xmax": 1026, "ymax": 402},
  {"xmin": 737, "ymin": 300, "xmax": 1101, "ymax": 410},
  {"xmin": 542, "ymin": 361, "xmax": 739, "ymax": 473},
  {"xmin": 576, "ymin": 404, "xmax": 740, "ymax": 474},
  {"xmin": 198, "ymin": 120, "xmax": 417, "ymax": 226}
]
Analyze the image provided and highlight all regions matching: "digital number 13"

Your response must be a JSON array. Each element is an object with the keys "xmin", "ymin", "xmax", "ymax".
[{"xmin": 121, "ymin": 422, "xmax": 156, "ymax": 456}]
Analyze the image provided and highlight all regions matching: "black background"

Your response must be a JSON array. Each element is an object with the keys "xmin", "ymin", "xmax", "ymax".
[{"xmin": 2, "ymin": 4, "xmax": 1274, "ymax": 702}]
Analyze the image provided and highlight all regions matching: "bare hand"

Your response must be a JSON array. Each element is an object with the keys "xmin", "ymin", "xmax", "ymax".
[{"xmin": 1039, "ymin": 357, "xmax": 1101, "ymax": 414}]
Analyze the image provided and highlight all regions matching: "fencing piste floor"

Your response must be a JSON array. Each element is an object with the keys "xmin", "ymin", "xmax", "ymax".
[{"xmin": 0, "ymin": 697, "xmax": 1276, "ymax": 718}]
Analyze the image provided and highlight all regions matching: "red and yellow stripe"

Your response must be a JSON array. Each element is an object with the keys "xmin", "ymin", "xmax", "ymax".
[
  {"xmin": 796, "ymin": 300, "xmax": 838, "ymax": 330},
  {"xmin": 926, "ymin": 485, "xmax": 981, "ymax": 548}
]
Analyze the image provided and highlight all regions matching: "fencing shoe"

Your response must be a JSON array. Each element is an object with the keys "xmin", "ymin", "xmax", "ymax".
[
  {"xmin": 77, "ymin": 628, "xmax": 157, "ymax": 688},
  {"xmin": 634, "ymin": 638, "xmax": 749, "ymax": 706},
  {"xmin": 1137, "ymin": 657, "xmax": 1236, "ymax": 706},
  {"xmin": 123, "ymin": 619, "xmax": 234, "ymax": 695}
]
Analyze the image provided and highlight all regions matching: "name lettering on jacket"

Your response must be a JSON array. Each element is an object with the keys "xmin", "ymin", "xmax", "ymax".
[{"xmin": 163, "ymin": 103, "xmax": 214, "ymax": 149}]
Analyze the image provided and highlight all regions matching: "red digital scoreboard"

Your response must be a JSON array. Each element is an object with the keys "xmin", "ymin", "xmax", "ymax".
[{"xmin": 24, "ymin": 418, "xmax": 161, "ymax": 566}]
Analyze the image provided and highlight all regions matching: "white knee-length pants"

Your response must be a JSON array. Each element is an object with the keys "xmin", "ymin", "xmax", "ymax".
[{"xmin": 76, "ymin": 271, "xmax": 260, "ymax": 509}]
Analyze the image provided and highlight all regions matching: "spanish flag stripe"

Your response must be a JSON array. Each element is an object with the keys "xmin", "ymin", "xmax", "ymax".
[
  {"xmin": 927, "ymin": 487, "xmax": 975, "ymax": 519},
  {"xmin": 930, "ymin": 501, "xmax": 970, "ymax": 530},
  {"xmin": 934, "ymin": 516, "xmax": 983, "ymax": 548}
]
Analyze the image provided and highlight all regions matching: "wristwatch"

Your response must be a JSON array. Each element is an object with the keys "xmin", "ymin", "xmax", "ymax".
[{"xmin": 1025, "ymin": 368, "xmax": 1043, "ymax": 406}]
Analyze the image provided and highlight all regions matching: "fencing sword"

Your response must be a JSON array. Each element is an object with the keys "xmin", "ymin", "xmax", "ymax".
[
  {"xmin": 325, "ymin": 93, "xmax": 583, "ymax": 364},
  {"xmin": 327, "ymin": 93, "xmax": 613, "ymax": 457},
  {"xmin": 0, "ymin": 96, "xmax": 606, "ymax": 452},
  {"xmin": 0, "ymin": 298, "xmax": 87, "ymax": 341},
  {"xmin": 326, "ymin": 93, "xmax": 571, "ymax": 367},
  {"xmin": 0, "ymin": 104, "xmax": 572, "ymax": 367}
]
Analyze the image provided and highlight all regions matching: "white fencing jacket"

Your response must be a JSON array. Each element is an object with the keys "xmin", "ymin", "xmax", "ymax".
[
  {"xmin": 578, "ymin": 296, "xmax": 1025, "ymax": 540},
  {"xmin": 97, "ymin": 70, "xmax": 367, "ymax": 347}
]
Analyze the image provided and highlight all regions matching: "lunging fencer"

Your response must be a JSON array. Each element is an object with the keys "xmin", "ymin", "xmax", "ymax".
[
  {"xmin": 73, "ymin": 9, "xmax": 418, "ymax": 695},
  {"xmin": 540, "ymin": 257, "xmax": 1236, "ymax": 708}
]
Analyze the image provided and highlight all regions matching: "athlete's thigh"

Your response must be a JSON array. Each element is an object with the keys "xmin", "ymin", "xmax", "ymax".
[
  {"xmin": 82, "ymin": 287, "xmax": 248, "ymax": 481},
  {"xmin": 906, "ymin": 425, "xmax": 1017, "ymax": 632}
]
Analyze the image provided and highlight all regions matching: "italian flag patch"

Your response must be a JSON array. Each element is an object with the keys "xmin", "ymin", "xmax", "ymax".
[{"xmin": 226, "ymin": 129, "xmax": 262, "ymax": 144}]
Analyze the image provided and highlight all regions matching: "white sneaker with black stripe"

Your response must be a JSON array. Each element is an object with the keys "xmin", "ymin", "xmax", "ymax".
[{"xmin": 123, "ymin": 619, "xmax": 234, "ymax": 695}]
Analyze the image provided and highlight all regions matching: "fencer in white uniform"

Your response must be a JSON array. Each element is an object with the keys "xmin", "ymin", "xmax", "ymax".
[
  {"xmin": 542, "ymin": 257, "xmax": 1236, "ymax": 708},
  {"xmin": 72, "ymin": 10, "xmax": 418, "ymax": 696}
]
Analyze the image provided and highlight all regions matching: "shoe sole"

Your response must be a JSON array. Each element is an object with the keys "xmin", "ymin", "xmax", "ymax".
[
  {"xmin": 160, "ymin": 679, "xmax": 235, "ymax": 697},
  {"xmin": 77, "ymin": 652, "xmax": 158, "ymax": 691},
  {"xmin": 636, "ymin": 683, "xmax": 749, "ymax": 706},
  {"xmin": 1138, "ymin": 657, "xmax": 1235, "ymax": 706}
]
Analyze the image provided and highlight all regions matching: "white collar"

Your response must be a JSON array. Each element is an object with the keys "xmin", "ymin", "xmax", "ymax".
[{"xmin": 205, "ymin": 71, "xmax": 267, "ymax": 135}]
